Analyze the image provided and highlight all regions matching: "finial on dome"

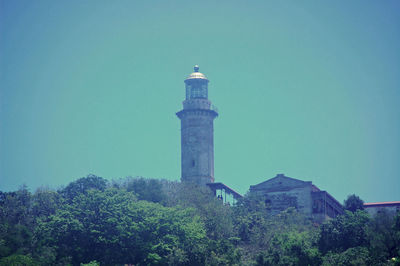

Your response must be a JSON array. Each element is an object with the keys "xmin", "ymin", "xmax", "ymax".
[{"xmin": 194, "ymin": 65, "xmax": 199, "ymax": 72}]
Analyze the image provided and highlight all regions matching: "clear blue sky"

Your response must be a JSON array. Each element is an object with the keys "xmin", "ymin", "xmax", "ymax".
[{"xmin": 1, "ymin": 0, "xmax": 399, "ymax": 203}]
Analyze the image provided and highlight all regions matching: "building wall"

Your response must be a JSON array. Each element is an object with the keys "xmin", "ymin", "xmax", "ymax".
[
  {"xmin": 249, "ymin": 174, "xmax": 343, "ymax": 221},
  {"xmin": 364, "ymin": 205, "xmax": 400, "ymax": 216},
  {"xmin": 264, "ymin": 185, "xmax": 313, "ymax": 216}
]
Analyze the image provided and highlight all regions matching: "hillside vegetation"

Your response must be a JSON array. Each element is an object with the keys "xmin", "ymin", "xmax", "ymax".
[{"xmin": 1, "ymin": 175, "xmax": 399, "ymax": 265}]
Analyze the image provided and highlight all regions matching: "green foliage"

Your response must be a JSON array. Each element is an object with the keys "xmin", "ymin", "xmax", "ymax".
[
  {"xmin": 367, "ymin": 210, "xmax": 400, "ymax": 264},
  {"xmin": 60, "ymin": 174, "xmax": 108, "ymax": 202},
  {"xmin": 169, "ymin": 182, "xmax": 235, "ymax": 240},
  {"xmin": 233, "ymin": 192, "xmax": 270, "ymax": 243},
  {"xmin": 318, "ymin": 210, "xmax": 370, "ymax": 254},
  {"xmin": 255, "ymin": 231, "xmax": 321, "ymax": 266},
  {"xmin": 394, "ymin": 213, "xmax": 400, "ymax": 254},
  {"xmin": 205, "ymin": 238, "xmax": 242, "ymax": 265},
  {"xmin": 344, "ymin": 194, "xmax": 364, "ymax": 212},
  {"xmin": 31, "ymin": 188, "xmax": 61, "ymax": 219},
  {"xmin": 80, "ymin": 260, "xmax": 99, "ymax": 266},
  {"xmin": 0, "ymin": 254, "xmax": 38, "ymax": 266},
  {"xmin": 321, "ymin": 246, "xmax": 372, "ymax": 266},
  {"xmin": 233, "ymin": 193, "xmax": 315, "ymax": 246},
  {"xmin": 233, "ymin": 193, "xmax": 320, "ymax": 265},
  {"xmin": 0, "ymin": 186, "xmax": 32, "ymax": 226},
  {"xmin": 1, "ymin": 176, "xmax": 399, "ymax": 265},
  {"xmin": 0, "ymin": 224, "xmax": 31, "ymax": 258},
  {"xmin": 123, "ymin": 177, "xmax": 167, "ymax": 204},
  {"xmin": 35, "ymin": 187, "xmax": 208, "ymax": 265},
  {"xmin": 0, "ymin": 187, "xmax": 33, "ymax": 258}
]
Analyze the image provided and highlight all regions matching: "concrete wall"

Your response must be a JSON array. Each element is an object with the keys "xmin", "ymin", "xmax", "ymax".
[
  {"xmin": 365, "ymin": 206, "xmax": 400, "ymax": 216},
  {"xmin": 264, "ymin": 185, "xmax": 313, "ymax": 216},
  {"xmin": 249, "ymin": 175, "xmax": 343, "ymax": 221}
]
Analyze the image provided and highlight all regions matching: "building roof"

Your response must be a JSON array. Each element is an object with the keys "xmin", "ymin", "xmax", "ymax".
[
  {"xmin": 364, "ymin": 201, "xmax": 400, "ymax": 208},
  {"xmin": 250, "ymin": 173, "xmax": 311, "ymax": 192},
  {"xmin": 206, "ymin": 182, "xmax": 243, "ymax": 198}
]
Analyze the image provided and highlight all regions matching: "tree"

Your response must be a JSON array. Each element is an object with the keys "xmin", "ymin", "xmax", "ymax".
[
  {"xmin": 344, "ymin": 194, "xmax": 364, "ymax": 213},
  {"xmin": 321, "ymin": 247, "xmax": 371, "ymax": 266},
  {"xmin": 80, "ymin": 261, "xmax": 99, "ymax": 266},
  {"xmin": 34, "ymin": 187, "xmax": 209, "ymax": 265},
  {"xmin": 232, "ymin": 192, "xmax": 319, "ymax": 265},
  {"xmin": 255, "ymin": 231, "xmax": 321, "ymax": 266},
  {"xmin": 0, "ymin": 186, "xmax": 32, "ymax": 226},
  {"xmin": 318, "ymin": 210, "xmax": 370, "ymax": 254},
  {"xmin": 5, "ymin": 175, "xmax": 400, "ymax": 265},
  {"xmin": 0, "ymin": 187, "xmax": 33, "ymax": 258},
  {"xmin": 123, "ymin": 177, "xmax": 167, "ymax": 204},
  {"xmin": 171, "ymin": 183, "xmax": 234, "ymax": 240},
  {"xmin": 367, "ymin": 210, "xmax": 400, "ymax": 264},
  {"xmin": 0, "ymin": 254, "xmax": 38, "ymax": 266},
  {"xmin": 232, "ymin": 192, "xmax": 271, "ymax": 244},
  {"xmin": 31, "ymin": 188, "xmax": 61, "ymax": 219},
  {"xmin": 60, "ymin": 174, "xmax": 108, "ymax": 202}
]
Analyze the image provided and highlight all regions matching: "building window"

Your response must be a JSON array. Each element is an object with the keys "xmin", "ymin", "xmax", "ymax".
[
  {"xmin": 192, "ymin": 160, "xmax": 195, "ymax": 167},
  {"xmin": 186, "ymin": 85, "xmax": 191, "ymax": 100},
  {"xmin": 190, "ymin": 85, "xmax": 207, "ymax": 99}
]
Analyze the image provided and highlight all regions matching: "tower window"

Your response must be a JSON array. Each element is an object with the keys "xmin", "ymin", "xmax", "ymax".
[
  {"xmin": 192, "ymin": 160, "xmax": 195, "ymax": 167},
  {"xmin": 189, "ymin": 85, "xmax": 207, "ymax": 99}
]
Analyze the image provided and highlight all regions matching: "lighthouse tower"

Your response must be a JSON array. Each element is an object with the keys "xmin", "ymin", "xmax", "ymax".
[{"xmin": 176, "ymin": 65, "xmax": 218, "ymax": 185}]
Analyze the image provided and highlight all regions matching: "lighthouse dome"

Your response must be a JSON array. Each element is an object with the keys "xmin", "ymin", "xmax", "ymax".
[{"xmin": 185, "ymin": 65, "xmax": 208, "ymax": 80}]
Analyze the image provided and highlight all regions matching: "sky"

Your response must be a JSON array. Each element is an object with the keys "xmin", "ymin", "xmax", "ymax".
[{"xmin": 0, "ymin": 0, "xmax": 399, "ymax": 203}]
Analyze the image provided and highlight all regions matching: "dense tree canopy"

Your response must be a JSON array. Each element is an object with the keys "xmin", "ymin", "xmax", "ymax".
[
  {"xmin": 344, "ymin": 194, "xmax": 365, "ymax": 213},
  {"xmin": 1, "ymin": 176, "xmax": 399, "ymax": 265}
]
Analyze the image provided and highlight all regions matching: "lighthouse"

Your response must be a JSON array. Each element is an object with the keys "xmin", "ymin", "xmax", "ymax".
[{"xmin": 176, "ymin": 65, "xmax": 218, "ymax": 185}]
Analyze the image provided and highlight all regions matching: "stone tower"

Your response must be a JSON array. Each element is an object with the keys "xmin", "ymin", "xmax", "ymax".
[{"xmin": 176, "ymin": 65, "xmax": 218, "ymax": 185}]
